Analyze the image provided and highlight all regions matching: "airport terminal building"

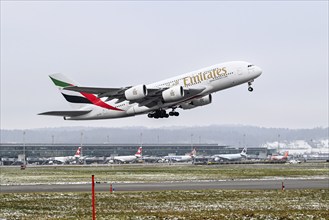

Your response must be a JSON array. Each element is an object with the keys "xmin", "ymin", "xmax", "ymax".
[{"xmin": 0, "ymin": 143, "xmax": 274, "ymax": 165}]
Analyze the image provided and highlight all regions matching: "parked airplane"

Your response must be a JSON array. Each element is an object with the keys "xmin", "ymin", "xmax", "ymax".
[
  {"xmin": 211, "ymin": 148, "xmax": 247, "ymax": 162},
  {"xmin": 39, "ymin": 61, "xmax": 262, "ymax": 120},
  {"xmin": 270, "ymin": 151, "xmax": 289, "ymax": 161},
  {"xmin": 163, "ymin": 148, "xmax": 196, "ymax": 162},
  {"xmin": 112, "ymin": 147, "xmax": 142, "ymax": 163},
  {"xmin": 48, "ymin": 147, "xmax": 82, "ymax": 164}
]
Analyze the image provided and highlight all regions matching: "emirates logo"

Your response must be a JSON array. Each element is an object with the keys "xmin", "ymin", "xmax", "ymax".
[{"xmin": 133, "ymin": 89, "xmax": 138, "ymax": 95}]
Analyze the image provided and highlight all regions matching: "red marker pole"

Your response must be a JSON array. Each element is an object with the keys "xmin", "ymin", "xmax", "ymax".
[
  {"xmin": 110, "ymin": 183, "xmax": 113, "ymax": 193},
  {"xmin": 92, "ymin": 175, "xmax": 96, "ymax": 220}
]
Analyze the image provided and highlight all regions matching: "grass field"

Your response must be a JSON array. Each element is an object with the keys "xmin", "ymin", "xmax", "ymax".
[
  {"xmin": 1, "ymin": 189, "xmax": 328, "ymax": 219},
  {"xmin": 1, "ymin": 163, "xmax": 328, "ymax": 185},
  {"xmin": 1, "ymin": 163, "xmax": 328, "ymax": 219}
]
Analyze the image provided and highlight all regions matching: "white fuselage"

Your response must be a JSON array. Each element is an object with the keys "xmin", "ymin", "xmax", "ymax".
[
  {"xmin": 67, "ymin": 61, "xmax": 262, "ymax": 120},
  {"xmin": 50, "ymin": 156, "xmax": 75, "ymax": 164},
  {"xmin": 163, "ymin": 155, "xmax": 193, "ymax": 162},
  {"xmin": 212, "ymin": 153, "xmax": 244, "ymax": 161},
  {"xmin": 113, "ymin": 155, "xmax": 139, "ymax": 163}
]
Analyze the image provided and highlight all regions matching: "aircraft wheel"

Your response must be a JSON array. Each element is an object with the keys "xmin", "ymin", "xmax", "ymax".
[
  {"xmin": 148, "ymin": 113, "xmax": 154, "ymax": 118},
  {"xmin": 174, "ymin": 112, "xmax": 179, "ymax": 116},
  {"xmin": 248, "ymin": 87, "xmax": 253, "ymax": 92}
]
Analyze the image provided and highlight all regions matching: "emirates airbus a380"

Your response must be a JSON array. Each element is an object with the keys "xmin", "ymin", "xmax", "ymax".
[{"xmin": 39, "ymin": 61, "xmax": 262, "ymax": 120}]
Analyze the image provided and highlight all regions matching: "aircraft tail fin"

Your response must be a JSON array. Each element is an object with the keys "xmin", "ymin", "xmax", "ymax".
[
  {"xmin": 135, "ymin": 147, "xmax": 143, "ymax": 157},
  {"xmin": 284, "ymin": 151, "xmax": 289, "ymax": 157},
  {"xmin": 74, "ymin": 147, "xmax": 82, "ymax": 158},
  {"xmin": 241, "ymin": 148, "xmax": 247, "ymax": 156},
  {"xmin": 49, "ymin": 73, "xmax": 79, "ymax": 88},
  {"xmin": 190, "ymin": 148, "xmax": 197, "ymax": 157},
  {"xmin": 49, "ymin": 73, "xmax": 90, "ymax": 109}
]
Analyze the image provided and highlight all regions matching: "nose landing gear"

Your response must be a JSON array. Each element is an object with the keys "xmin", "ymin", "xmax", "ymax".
[{"xmin": 248, "ymin": 81, "xmax": 254, "ymax": 92}]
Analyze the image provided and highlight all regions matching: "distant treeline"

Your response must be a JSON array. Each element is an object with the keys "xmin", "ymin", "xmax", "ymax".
[{"xmin": 1, "ymin": 125, "xmax": 328, "ymax": 147}]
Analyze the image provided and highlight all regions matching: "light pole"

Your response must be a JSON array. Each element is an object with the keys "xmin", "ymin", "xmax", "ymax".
[
  {"xmin": 23, "ymin": 131, "xmax": 26, "ymax": 165},
  {"xmin": 80, "ymin": 131, "xmax": 84, "ymax": 158},
  {"xmin": 190, "ymin": 134, "xmax": 194, "ymax": 150},
  {"xmin": 278, "ymin": 134, "xmax": 280, "ymax": 154},
  {"xmin": 243, "ymin": 134, "xmax": 246, "ymax": 147},
  {"xmin": 140, "ymin": 132, "xmax": 143, "ymax": 148}
]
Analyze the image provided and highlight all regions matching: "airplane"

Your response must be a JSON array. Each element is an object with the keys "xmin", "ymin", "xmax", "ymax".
[
  {"xmin": 48, "ymin": 147, "xmax": 82, "ymax": 164},
  {"xmin": 111, "ymin": 147, "xmax": 142, "ymax": 163},
  {"xmin": 211, "ymin": 148, "xmax": 247, "ymax": 162},
  {"xmin": 270, "ymin": 151, "xmax": 289, "ymax": 161},
  {"xmin": 39, "ymin": 61, "xmax": 262, "ymax": 120},
  {"xmin": 163, "ymin": 148, "xmax": 196, "ymax": 163}
]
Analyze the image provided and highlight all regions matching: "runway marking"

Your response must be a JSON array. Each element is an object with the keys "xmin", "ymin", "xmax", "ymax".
[{"xmin": 1, "ymin": 178, "xmax": 328, "ymax": 193}]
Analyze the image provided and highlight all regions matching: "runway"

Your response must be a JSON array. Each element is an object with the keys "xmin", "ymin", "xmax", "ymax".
[{"xmin": 1, "ymin": 178, "xmax": 328, "ymax": 193}]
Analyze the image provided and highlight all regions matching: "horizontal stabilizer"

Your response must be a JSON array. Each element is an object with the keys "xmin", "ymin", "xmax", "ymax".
[{"xmin": 38, "ymin": 110, "xmax": 91, "ymax": 117}]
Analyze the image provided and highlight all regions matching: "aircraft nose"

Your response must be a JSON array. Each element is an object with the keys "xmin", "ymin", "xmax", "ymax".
[{"xmin": 254, "ymin": 66, "xmax": 262, "ymax": 77}]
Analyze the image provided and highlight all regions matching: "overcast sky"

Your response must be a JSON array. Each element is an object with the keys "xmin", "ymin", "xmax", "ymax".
[{"xmin": 1, "ymin": 1, "xmax": 328, "ymax": 130}]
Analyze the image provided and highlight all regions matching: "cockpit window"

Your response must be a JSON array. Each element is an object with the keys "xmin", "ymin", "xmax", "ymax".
[{"xmin": 247, "ymin": 64, "xmax": 254, "ymax": 67}]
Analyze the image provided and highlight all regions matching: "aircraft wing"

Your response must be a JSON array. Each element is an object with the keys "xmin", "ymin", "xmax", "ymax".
[
  {"xmin": 64, "ymin": 85, "xmax": 206, "ymax": 108},
  {"xmin": 38, "ymin": 110, "xmax": 91, "ymax": 117}
]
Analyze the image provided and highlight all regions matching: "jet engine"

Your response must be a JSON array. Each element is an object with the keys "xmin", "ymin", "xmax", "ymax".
[
  {"xmin": 180, "ymin": 94, "xmax": 212, "ymax": 110},
  {"xmin": 125, "ymin": 85, "xmax": 147, "ymax": 100},
  {"xmin": 162, "ymin": 86, "xmax": 184, "ymax": 102}
]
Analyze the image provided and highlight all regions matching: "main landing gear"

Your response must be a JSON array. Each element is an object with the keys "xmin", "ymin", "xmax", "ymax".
[
  {"xmin": 248, "ymin": 81, "xmax": 254, "ymax": 92},
  {"xmin": 148, "ymin": 109, "xmax": 179, "ymax": 119}
]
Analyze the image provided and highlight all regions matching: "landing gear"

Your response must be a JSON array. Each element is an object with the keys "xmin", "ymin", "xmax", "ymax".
[
  {"xmin": 148, "ymin": 109, "xmax": 179, "ymax": 119},
  {"xmin": 169, "ymin": 111, "xmax": 179, "ymax": 116},
  {"xmin": 248, "ymin": 81, "xmax": 253, "ymax": 92},
  {"xmin": 169, "ymin": 107, "xmax": 179, "ymax": 117},
  {"xmin": 147, "ymin": 109, "xmax": 168, "ymax": 119}
]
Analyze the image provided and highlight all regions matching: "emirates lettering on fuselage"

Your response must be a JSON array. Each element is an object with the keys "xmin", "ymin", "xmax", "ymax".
[{"xmin": 183, "ymin": 67, "xmax": 228, "ymax": 87}]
